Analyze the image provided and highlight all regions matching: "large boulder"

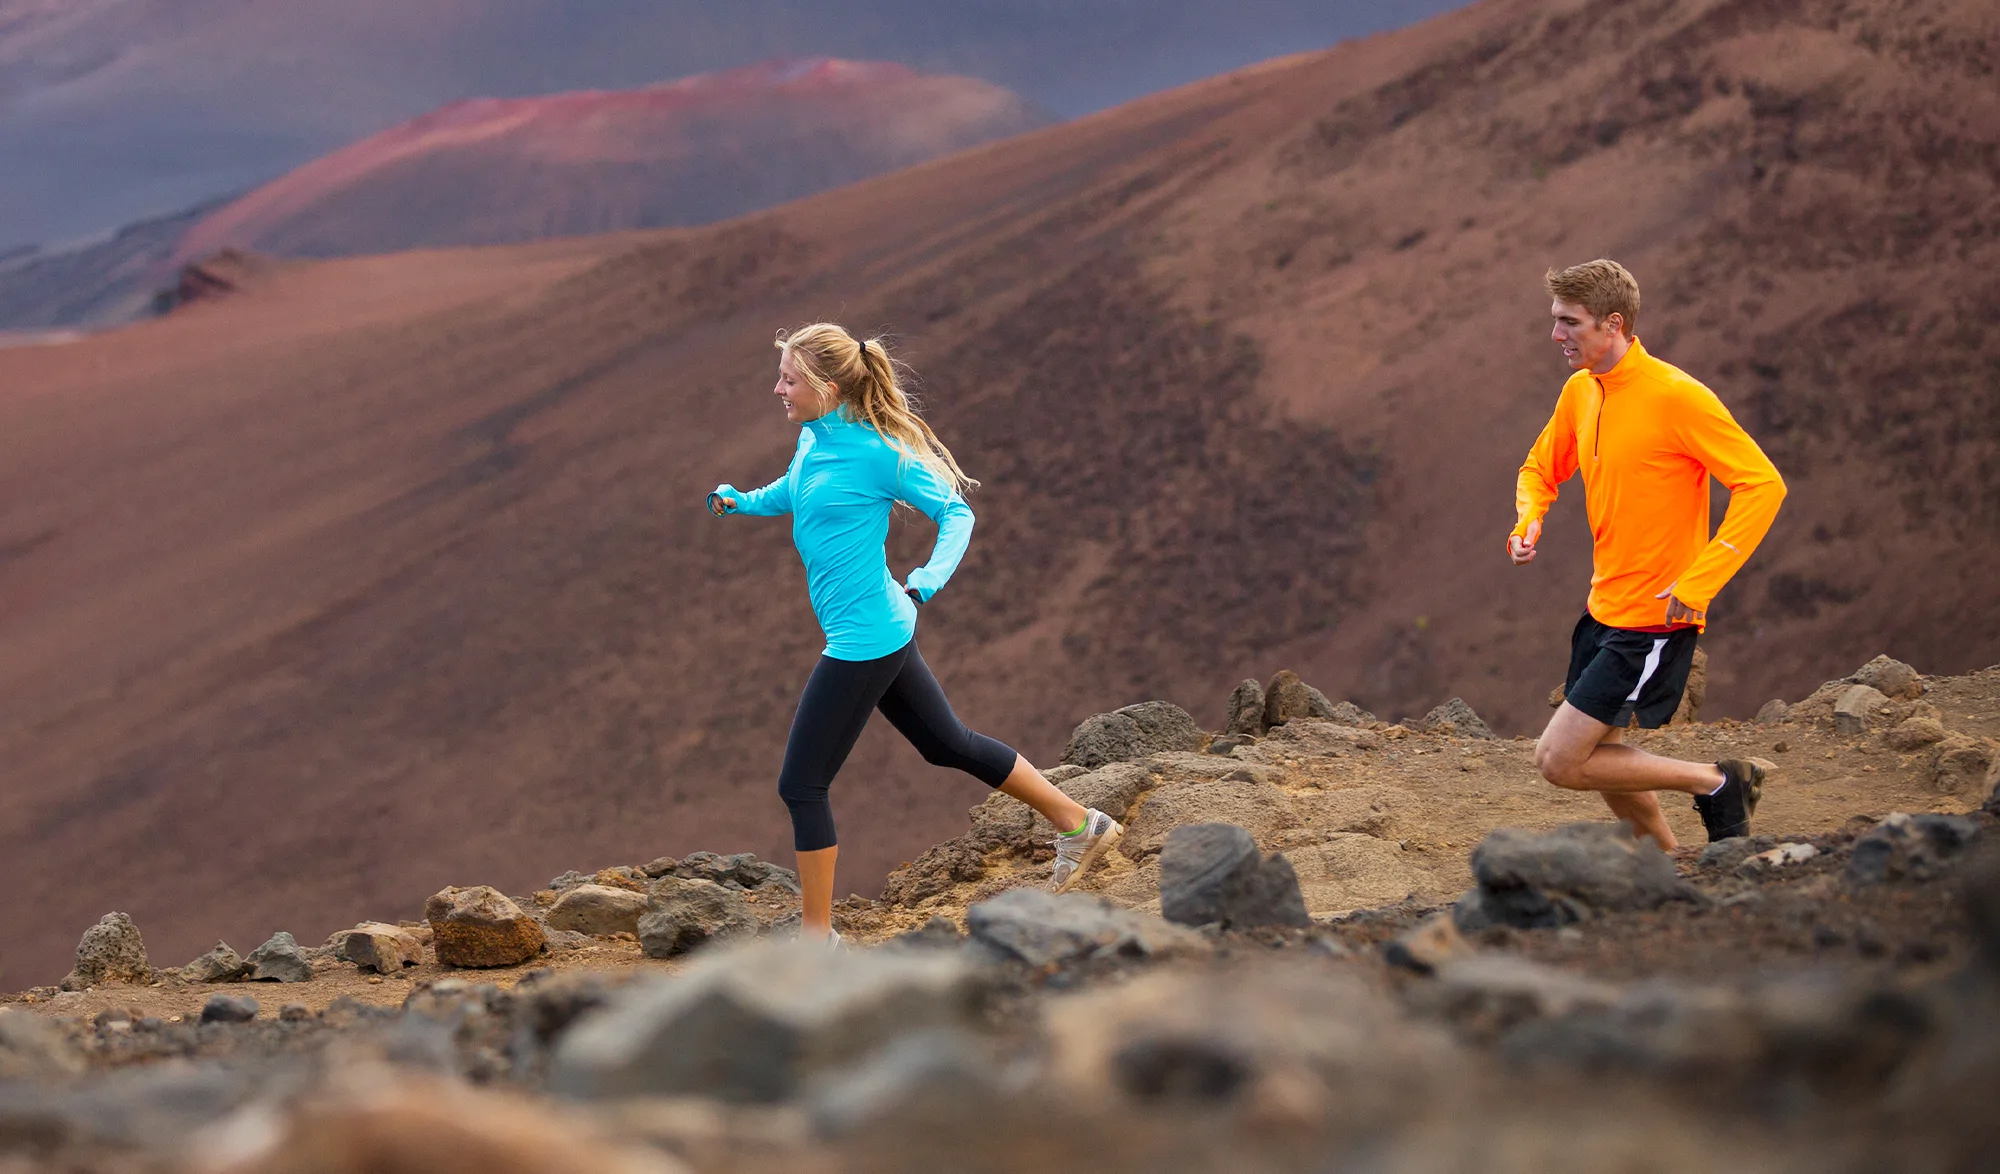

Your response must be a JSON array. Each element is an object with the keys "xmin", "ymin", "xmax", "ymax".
[
  {"xmin": 426, "ymin": 886, "xmax": 546, "ymax": 968},
  {"xmin": 61, "ymin": 912, "xmax": 150, "ymax": 990},
  {"xmin": 637, "ymin": 876, "xmax": 759, "ymax": 958},
  {"xmin": 1118, "ymin": 774, "xmax": 1300, "ymax": 863},
  {"xmin": 1419, "ymin": 698, "xmax": 1495, "ymax": 740},
  {"xmin": 965, "ymin": 889, "xmax": 1206, "ymax": 968},
  {"xmin": 1453, "ymin": 823, "xmax": 1697, "ymax": 931},
  {"xmin": 546, "ymin": 884, "xmax": 652, "ymax": 937},
  {"xmin": 244, "ymin": 932, "xmax": 314, "ymax": 983},
  {"xmin": 549, "ymin": 940, "xmax": 988, "ymax": 1103},
  {"xmin": 1158, "ymin": 823, "xmax": 1310, "ymax": 930},
  {"xmin": 1061, "ymin": 701, "xmax": 1203, "ymax": 768},
  {"xmin": 1262, "ymin": 670, "xmax": 1336, "ymax": 728},
  {"xmin": 340, "ymin": 923, "xmax": 424, "ymax": 974}
]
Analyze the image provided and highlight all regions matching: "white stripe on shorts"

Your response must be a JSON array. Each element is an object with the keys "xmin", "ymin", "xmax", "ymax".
[{"xmin": 1626, "ymin": 637, "xmax": 1669, "ymax": 703}]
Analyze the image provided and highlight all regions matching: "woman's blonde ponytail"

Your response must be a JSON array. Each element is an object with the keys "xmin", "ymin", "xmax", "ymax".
[{"xmin": 776, "ymin": 324, "xmax": 978, "ymax": 496}]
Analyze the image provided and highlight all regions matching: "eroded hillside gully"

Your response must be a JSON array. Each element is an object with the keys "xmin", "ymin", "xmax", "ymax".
[{"xmin": 2, "ymin": 657, "xmax": 1997, "ymax": 1173}]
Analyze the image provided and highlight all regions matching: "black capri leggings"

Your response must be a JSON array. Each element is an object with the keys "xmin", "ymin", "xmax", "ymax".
[{"xmin": 778, "ymin": 638, "xmax": 1016, "ymax": 852}]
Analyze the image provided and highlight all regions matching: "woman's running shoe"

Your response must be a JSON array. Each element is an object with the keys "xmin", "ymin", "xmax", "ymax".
[{"xmin": 1051, "ymin": 808, "xmax": 1124, "ymax": 893}]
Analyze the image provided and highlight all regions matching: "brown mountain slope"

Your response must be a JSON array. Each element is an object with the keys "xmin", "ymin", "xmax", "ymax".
[
  {"xmin": 1, "ymin": 0, "xmax": 1996, "ymax": 985},
  {"xmin": 168, "ymin": 59, "xmax": 1055, "ymax": 263}
]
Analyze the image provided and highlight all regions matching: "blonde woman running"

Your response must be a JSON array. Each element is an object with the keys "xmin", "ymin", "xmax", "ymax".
[{"xmin": 708, "ymin": 324, "xmax": 1121, "ymax": 942}]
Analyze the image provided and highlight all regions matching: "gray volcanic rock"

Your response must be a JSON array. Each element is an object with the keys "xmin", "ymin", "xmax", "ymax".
[
  {"xmin": 550, "ymin": 939, "xmax": 987, "ymax": 1103},
  {"xmin": 965, "ymin": 889, "xmax": 1205, "ymax": 967},
  {"xmin": 177, "ymin": 941, "xmax": 249, "ymax": 984},
  {"xmin": 61, "ymin": 912, "xmax": 150, "ymax": 990},
  {"xmin": 1158, "ymin": 823, "xmax": 1311, "ymax": 930},
  {"xmin": 674, "ymin": 851, "xmax": 801, "ymax": 894},
  {"xmin": 244, "ymin": 932, "xmax": 313, "ymax": 983},
  {"xmin": 1062, "ymin": 701, "xmax": 1203, "ymax": 768},
  {"xmin": 637, "ymin": 876, "xmax": 759, "ymax": 958},
  {"xmin": 200, "ymin": 994, "xmax": 259, "ymax": 1024},
  {"xmin": 1846, "ymin": 812, "xmax": 1980, "ymax": 885},
  {"xmin": 1225, "ymin": 679, "xmax": 1267, "ymax": 735},
  {"xmin": 1835, "ymin": 684, "xmax": 1889, "ymax": 734},
  {"xmin": 1421, "ymin": 698, "xmax": 1495, "ymax": 740},
  {"xmin": 339, "ymin": 923, "xmax": 423, "ymax": 974},
  {"xmin": 1263, "ymin": 670, "xmax": 1336, "ymax": 728},
  {"xmin": 1454, "ymin": 823, "xmax": 1697, "ymax": 931}
]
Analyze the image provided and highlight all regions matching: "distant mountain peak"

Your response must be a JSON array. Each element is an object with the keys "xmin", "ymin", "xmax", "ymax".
[{"xmin": 168, "ymin": 58, "xmax": 1053, "ymax": 265}]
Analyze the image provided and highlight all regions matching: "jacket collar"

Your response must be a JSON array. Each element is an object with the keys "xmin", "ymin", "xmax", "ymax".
[
  {"xmin": 804, "ymin": 405, "xmax": 858, "ymax": 436},
  {"xmin": 1593, "ymin": 337, "xmax": 1650, "ymax": 393}
]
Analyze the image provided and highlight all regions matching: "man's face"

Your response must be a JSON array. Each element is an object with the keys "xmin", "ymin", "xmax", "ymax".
[{"xmin": 1550, "ymin": 299, "xmax": 1624, "ymax": 372}]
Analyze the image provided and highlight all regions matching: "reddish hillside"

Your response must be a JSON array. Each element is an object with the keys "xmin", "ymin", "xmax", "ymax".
[
  {"xmin": 0, "ymin": 0, "xmax": 1995, "ymax": 984},
  {"xmin": 170, "ymin": 59, "xmax": 1054, "ymax": 261}
]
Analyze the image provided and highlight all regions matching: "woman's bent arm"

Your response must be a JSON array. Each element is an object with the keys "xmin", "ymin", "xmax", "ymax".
[
  {"xmin": 712, "ymin": 475, "xmax": 792, "ymax": 517},
  {"xmin": 895, "ymin": 459, "xmax": 973, "ymax": 602}
]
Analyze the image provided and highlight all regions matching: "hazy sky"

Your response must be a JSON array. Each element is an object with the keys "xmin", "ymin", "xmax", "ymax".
[{"xmin": 0, "ymin": 0, "xmax": 1465, "ymax": 249}]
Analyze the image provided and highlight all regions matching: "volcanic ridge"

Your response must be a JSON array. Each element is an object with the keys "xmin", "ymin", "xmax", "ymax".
[{"xmin": 2, "ymin": 656, "xmax": 1998, "ymax": 1172}]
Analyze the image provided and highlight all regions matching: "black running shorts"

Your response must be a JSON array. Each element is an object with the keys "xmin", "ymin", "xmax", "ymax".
[{"xmin": 1563, "ymin": 612, "xmax": 1699, "ymax": 730}]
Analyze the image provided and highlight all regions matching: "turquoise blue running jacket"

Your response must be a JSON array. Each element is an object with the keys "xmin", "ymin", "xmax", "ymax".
[{"xmin": 710, "ymin": 408, "xmax": 973, "ymax": 661}]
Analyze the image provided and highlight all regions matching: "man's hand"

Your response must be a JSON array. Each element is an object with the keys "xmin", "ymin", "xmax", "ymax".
[
  {"xmin": 1655, "ymin": 585, "xmax": 1706, "ymax": 626},
  {"xmin": 707, "ymin": 493, "xmax": 736, "ymax": 517},
  {"xmin": 1507, "ymin": 519, "xmax": 1542, "ymax": 565}
]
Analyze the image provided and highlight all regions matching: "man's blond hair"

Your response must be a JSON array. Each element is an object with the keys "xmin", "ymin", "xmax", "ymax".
[{"xmin": 1545, "ymin": 259, "xmax": 1640, "ymax": 338}]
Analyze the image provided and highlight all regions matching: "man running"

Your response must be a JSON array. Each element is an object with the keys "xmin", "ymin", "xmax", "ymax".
[{"xmin": 1511, "ymin": 259, "xmax": 1786, "ymax": 848}]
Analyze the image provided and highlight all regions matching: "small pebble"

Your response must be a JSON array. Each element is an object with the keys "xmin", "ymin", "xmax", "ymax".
[{"xmin": 1773, "ymin": 741, "xmax": 1790, "ymax": 752}]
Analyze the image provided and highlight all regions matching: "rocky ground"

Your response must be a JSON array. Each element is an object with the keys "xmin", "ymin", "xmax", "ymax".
[{"xmin": 3, "ymin": 656, "xmax": 1997, "ymax": 1173}]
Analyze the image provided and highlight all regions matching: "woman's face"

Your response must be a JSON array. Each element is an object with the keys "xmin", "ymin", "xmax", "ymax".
[{"xmin": 774, "ymin": 351, "xmax": 835, "ymax": 424}]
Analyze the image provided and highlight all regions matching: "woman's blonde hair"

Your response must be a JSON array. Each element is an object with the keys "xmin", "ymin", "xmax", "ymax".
[{"xmin": 776, "ymin": 323, "xmax": 977, "ymax": 496}]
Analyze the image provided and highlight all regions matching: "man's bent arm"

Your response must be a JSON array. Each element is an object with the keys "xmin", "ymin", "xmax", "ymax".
[
  {"xmin": 1670, "ymin": 393, "xmax": 1786, "ymax": 611},
  {"xmin": 1512, "ymin": 395, "xmax": 1578, "ymax": 543}
]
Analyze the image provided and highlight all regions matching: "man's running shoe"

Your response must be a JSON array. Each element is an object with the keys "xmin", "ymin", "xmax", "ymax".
[
  {"xmin": 1051, "ymin": 808, "xmax": 1124, "ymax": 893},
  {"xmin": 1693, "ymin": 759, "xmax": 1765, "ymax": 842}
]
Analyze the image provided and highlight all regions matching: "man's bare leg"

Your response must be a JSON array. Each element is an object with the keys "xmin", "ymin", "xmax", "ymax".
[
  {"xmin": 1535, "ymin": 703, "xmax": 1725, "ymax": 851},
  {"xmin": 1587, "ymin": 729, "xmax": 1675, "ymax": 848}
]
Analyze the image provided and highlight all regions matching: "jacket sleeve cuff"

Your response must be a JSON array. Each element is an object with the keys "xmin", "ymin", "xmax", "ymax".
[{"xmin": 708, "ymin": 484, "xmax": 738, "ymax": 514}]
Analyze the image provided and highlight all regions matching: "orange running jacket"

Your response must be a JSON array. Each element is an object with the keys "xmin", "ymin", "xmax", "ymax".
[{"xmin": 1511, "ymin": 338, "xmax": 1786, "ymax": 631}]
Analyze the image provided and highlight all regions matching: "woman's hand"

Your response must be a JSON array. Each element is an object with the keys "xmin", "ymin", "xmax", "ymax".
[{"xmin": 707, "ymin": 492, "xmax": 737, "ymax": 516}]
